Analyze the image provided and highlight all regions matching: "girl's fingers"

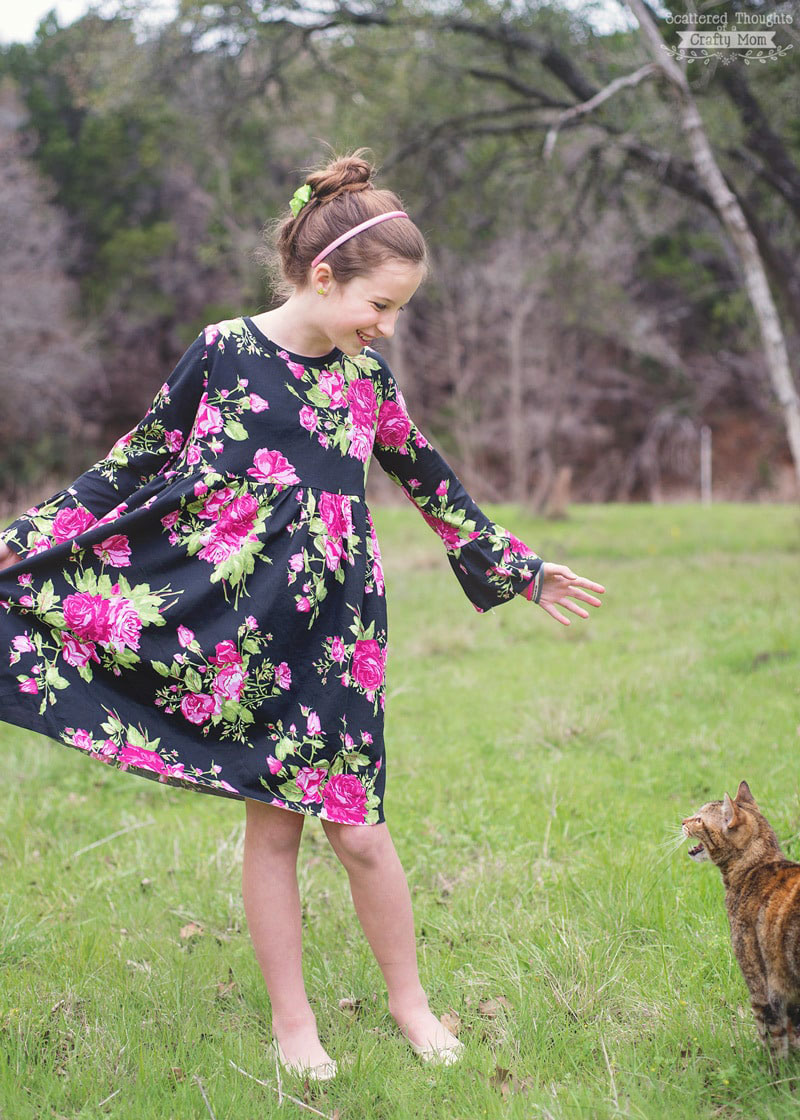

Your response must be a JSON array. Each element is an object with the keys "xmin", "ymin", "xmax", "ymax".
[
  {"xmin": 540, "ymin": 601, "xmax": 571, "ymax": 626},
  {"xmin": 561, "ymin": 599, "xmax": 590, "ymax": 619},
  {"xmin": 571, "ymin": 577, "xmax": 605, "ymax": 593},
  {"xmin": 565, "ymin": 588, "xmax": 603, "ymax": 607}
]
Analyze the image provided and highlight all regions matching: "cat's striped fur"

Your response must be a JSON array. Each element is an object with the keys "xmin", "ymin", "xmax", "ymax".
[{"xmin": 683, "ymin": 781, "xmax": 800, "ymax": 1059}]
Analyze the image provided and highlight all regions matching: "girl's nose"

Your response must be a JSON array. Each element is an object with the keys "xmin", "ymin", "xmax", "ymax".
[{"xmin": 375, "ymin": 311, "xmax": 398, "ymax": 338}]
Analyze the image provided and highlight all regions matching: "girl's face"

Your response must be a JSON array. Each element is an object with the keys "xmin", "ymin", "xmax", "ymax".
[{"xmin": 317, "ymin": 258, "xmax": 425, "ymax": 358}]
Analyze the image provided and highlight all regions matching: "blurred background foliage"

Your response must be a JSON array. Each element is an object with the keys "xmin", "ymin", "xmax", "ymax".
[{"xmin": 0, "ymin": 0, "xmax": 798, "ymax": 507}]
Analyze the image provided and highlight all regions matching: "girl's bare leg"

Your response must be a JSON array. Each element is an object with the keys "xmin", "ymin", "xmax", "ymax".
[
  {"xmin": 321, "ymin": 819, "xmax": 460, "ymax": 1051},
  {"xmin": 242, "ymin": 799, "xmax": 334, "ymax": 1067}
]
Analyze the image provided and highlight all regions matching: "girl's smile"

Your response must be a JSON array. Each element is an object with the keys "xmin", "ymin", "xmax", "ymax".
[{"xmin": 251, "ymin": 258, "xmax": 425, "ymax": 360}]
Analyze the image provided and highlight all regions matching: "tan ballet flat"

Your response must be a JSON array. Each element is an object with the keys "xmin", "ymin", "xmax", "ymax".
[{"xmin": 271, "ymin": 1037, "xmax": 338, "ymax": 1081}]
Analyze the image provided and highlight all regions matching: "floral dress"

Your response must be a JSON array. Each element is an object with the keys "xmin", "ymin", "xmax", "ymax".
[{"xmin": 0, "ymin": 317, "xmax": 543, "ymax": 826}]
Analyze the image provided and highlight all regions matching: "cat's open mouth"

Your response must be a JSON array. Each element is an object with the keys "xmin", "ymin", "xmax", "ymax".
[{"xmin": 688, "ymin": 843, "xmax": 706, "ymax": 860}]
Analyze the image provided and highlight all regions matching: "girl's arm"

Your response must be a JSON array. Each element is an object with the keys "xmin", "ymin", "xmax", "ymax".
[
  {"xmin": 370, "ymin": 353, "xmax": 544, "ymax": 613},
  {"xmin": 0, "ymin": 331, "xmax": 208, "ymax": 560}
]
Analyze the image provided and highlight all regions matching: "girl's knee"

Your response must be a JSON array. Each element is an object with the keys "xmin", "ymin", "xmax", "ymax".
[{"xmin": 322, "ymin": 819, "xmax": 392, "ymax": 867}]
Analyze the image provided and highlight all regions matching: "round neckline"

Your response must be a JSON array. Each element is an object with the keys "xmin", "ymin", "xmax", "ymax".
[{"xmin": 244, "ymin": 316, "xmax": 344, "ymax": 365}]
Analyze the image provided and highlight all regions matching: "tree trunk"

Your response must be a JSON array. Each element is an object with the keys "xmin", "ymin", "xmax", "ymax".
[{"xmin": 625, "ymin": 0, "xmax": 800, "ymax": 495}]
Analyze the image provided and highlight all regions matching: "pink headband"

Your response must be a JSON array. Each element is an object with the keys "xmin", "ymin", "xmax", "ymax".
[{"xmin": 311, "ymin": 210, "xmax": 409, "ymax": 269}]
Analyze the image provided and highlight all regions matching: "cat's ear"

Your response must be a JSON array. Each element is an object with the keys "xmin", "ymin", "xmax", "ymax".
[
  {"xmin": 723, "ymin": 792, "xmax": 743, "ymax": 829},
  {"xmin": 735, "ymin": 780, "xmax": 756, "ymax": 806}
]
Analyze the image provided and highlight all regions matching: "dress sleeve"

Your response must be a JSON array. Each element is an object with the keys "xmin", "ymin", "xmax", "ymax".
[
  {"xmin": 1, "ymin": 330, "xmax": 208, "ymax": 559},
  {"xmin": 370, "ymin": 351, "xmax": 544, "ymax": 613}
]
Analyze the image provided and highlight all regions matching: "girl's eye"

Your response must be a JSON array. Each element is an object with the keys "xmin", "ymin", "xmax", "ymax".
[{"xmin": 372, "ymin": 302, "xmax": 387, "ymax": 311}]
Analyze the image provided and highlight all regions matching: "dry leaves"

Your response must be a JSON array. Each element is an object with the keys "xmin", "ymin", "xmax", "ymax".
[
  {"xmin": 489, "ymin": 1064, "xmax": 536, "ymax": 1099},
  {"xmin": 180, "ymin": 921, "xmax": 204, "ymax": 941},
  {"xmin": 479, "ymin": 996, "xmax": 512, "ymax": 1018},
  {"xmin": 338, "ymin": 997, "xmax": 365, "ymax": 1017}
]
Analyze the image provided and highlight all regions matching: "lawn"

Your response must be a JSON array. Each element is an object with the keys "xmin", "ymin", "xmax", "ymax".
[{"xmin": 1, "ymin": 502, "xmax": 799, "ymax": 1119}]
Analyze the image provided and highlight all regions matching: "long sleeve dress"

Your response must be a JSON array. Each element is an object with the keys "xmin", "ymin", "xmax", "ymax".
[{"xmin": 0, "ymin": 316, "xmax": 543, "ymax": 826}]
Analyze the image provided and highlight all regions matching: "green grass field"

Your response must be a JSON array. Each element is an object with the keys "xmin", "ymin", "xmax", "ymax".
[{"xmin": 1, "ymin": 502, "xmax": 799, "ymax": 1119}]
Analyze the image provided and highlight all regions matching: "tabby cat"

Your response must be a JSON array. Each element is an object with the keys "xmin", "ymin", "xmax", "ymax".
[{"xmin": 682, "ymin": 780, "xmax": 800, "ymax": 1059}]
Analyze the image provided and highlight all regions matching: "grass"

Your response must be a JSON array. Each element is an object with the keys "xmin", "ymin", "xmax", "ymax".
[{"xmin": 1, "ymin": 501, "xmax": 799, "ymax": 1119}]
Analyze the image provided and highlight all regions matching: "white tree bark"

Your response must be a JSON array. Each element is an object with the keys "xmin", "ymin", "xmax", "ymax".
[{"xmin": 625, "ymin": 0, "xmax": 800, "ymax": 494}]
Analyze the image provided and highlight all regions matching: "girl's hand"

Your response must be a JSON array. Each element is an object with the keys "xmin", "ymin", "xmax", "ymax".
[
  {"xmin": 0, "ymin": 540, "xmax": 23, "ymax": 572},
  {"xmin": 533, "ymin": 562, "xmax": 605, "ymax": 627}
]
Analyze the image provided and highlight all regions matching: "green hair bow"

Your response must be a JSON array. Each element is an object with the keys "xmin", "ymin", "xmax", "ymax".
[{"xmin": 289, "ymin": 183, "xmax": 312, "ymax": 217}]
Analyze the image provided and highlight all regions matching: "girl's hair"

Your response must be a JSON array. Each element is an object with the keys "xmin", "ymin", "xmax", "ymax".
[{"xmin": 257, "ymin": 148, "xmax": 428, "ymax": 299}]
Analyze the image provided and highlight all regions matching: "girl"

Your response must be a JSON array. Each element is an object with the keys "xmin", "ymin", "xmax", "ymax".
[{"xmin": 0, "ymin": 151, "xmax": 603, "ymax": 1079}]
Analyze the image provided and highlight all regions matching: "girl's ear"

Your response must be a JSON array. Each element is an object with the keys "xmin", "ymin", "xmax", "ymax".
[
  {"xmin": 722, "ymin": 793, "xmax": 742, "ymax": 829},
  {"xmin": 310, "ymin": 263, "xmax": 334, "ymax": 294}
]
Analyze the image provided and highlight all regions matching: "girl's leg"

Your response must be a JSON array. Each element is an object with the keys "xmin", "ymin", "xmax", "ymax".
[
  {"xmin": 321, "ymin": 819, "xmax": 460, "ymax": 1052},
  {"xmin": 241, "ymin": 798, "xmax": 334, "ymax": 1067}
]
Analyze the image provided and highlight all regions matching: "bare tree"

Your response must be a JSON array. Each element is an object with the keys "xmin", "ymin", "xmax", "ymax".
[{"xmin": 623, "ymin": 0, "xmax": 800, "ymax": 493}]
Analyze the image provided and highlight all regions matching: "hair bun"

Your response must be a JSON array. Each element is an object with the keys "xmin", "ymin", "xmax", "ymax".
[{"xmin": 306, "ymin": 149, "xmax": 374, "ymax": 204}]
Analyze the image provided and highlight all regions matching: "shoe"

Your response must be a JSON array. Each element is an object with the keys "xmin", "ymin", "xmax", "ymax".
[
  {"xmin": 271, "ymin": 1037, "xmax": 338, "ymax": 1081},
  {"xmin": 406, "ymin": 1034, "xmax": 465, "ymax": 1066}
]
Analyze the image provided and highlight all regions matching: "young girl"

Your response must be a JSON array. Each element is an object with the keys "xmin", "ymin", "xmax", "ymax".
[{"xmin": 0, "ymin": 151, "xmax": 603, "ymax": 1079}]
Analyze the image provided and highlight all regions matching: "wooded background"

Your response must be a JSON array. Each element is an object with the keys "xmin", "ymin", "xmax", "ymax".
[{"xmin": 1, "ymin": 0, "xmax": 798, "ymax": 511}]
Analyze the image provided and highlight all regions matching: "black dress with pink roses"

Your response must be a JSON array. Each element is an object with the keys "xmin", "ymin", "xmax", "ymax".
[{"xmin": 0, "ymin": 316, "xmax": 543, "ymax": 826}]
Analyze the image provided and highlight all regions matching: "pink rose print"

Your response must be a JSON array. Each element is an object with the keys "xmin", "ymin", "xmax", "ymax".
[
  {"xmin": 212, "ymin": 665, "xmax": 247, "ymax": 701},
  {"xmin": 319, "ymin": 492, "xmax": 353, "ymax": 539},
  {"xmin": 322, "ymin": 774, "xmax": 368, "ymax": 824},
  {"xmin": 209, "ymin": 640, "xmax": 242, "ymax": 665},
  {"xmin": 19, "ymin": 678, "xmax": 39, "ymax": 694},
  {"xmin": 267, "ymin": 755, "xmax": 283, "ymax": 775},
  {"xmin": 296, "ymin": 597, "xmax": 311, "ymax": 613},
  {"xmin": 287, "ymin": 361, "xmax": 306, "ymax": 379},
  {"xmin": 296, "ymin": 766, "xmax": 326, "ymax": 803},
  {"xmin": 52, "ymin": 506, "xmax": 97, "ymax": 543},
  {"xmin": 195, "ymin": 393, "xmax": 224, "ymax": 438},
  {"xmin": 200, "ymin": 487, "xmax": 235, "ymax": 519},
  {"xmin": 351, "ymin": 639, "xmax": 385, "ymax": 692},
  {"xmin": 506, "ymin": 532, "xmax": 536, "ymax": 557},
  {"xmin": 177, "ymin": 625, "xmax": 195, "ymax": 648},
  {"xmin": 71, "ymin": 729, "xmax": 94, "ymax": 751},
  {"xmin": 347, "ymin": 379, "xmax": 377, "ymax": 425},
  {"xmin": 118, "ymin": 744, "xmax": 168, "ymax": 774},
  {"xmin": 376, "ymin": 399, "xmax": 411, "ymax": 448},
  {"xmin": 92, "ymin": 534, "xmax": 131, "ymax": 567},
  {"xmin": 289, "ymin": 552, "xmax": 304, "ymax": 572},
  {"xmin": 299, "ymin": 405, "xmax": 317, "ymax": 432},
  {"xmin": 61, "ymin": 634, "xmax": 101, "ymax": 668},
  {"xmin": 180, "ymin": 692, "xmax": 218, "ymax": 725},
  {"xmin": 204, "ymin": 324, "xmax": 220, "ymax": 346},
  {"xmin": 108, "ymin": 598, "xmax": 143, "ymax": 652},
  {"xmin": 164, "ymin": 429, "xmax": 184, "ymax": 452},
  {"xmin": 331, "ymin": 636, "xmax": 346, "ymax": 663},
  {"xmin": 318, "ymin": 368, "xmax": 347, "ymax": 408},
  {"xmin": 246, "ymin": 449, "xmax": 301, "ymax": 489},
  {"xmin": 275, "ymin": 662, "xmax": 291, "ymax": 689},
  {"xmin": 419, "ymin": 510, "xmax": 480, "ymax": 552},
  {"xmin": 348, "ymin": 426, "xmax": 374, "ymax": 463},
  {"xmin": 63, "ymin": 593, "xmax": 113, "ymax": 644},
  {"xmin": 12, "ymin": 635, "xmax": 35, "ymax": 653},
  {"xmin": 249, "ymin": 393, "xmax": 270, "ymax": 412},
  {"xmin": 306, "ymin": 710, "xmax": 321, "ymax": 735}
]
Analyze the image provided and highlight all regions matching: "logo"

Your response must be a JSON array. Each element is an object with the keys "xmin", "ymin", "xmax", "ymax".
[{"xmin": 662, "ymin": 12, "xmax": 793, "ymax": 64}]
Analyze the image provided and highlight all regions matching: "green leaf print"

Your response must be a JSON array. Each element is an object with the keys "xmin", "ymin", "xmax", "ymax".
[
  {"xmin": 277, "ymin": 779, "xmax": 304, "ymax": 803},
  {"xmin": 152, "ymin": 661, "xmax": 170, "ymax": 677},
  {"xmin": 223, "ymin": 420, "xmax": 249, "ymax": 441},
  {"xmin": 184, "ymin": 667, "xmax": 203, "ymax": 693}
]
